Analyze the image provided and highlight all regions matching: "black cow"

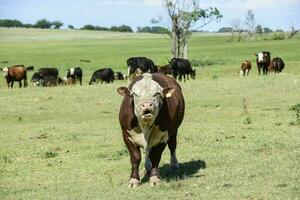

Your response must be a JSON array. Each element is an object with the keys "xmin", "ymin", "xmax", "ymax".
[
  {"xmin": 114, "ymin": 72, "xmax": 125, "ymax": 80},
  {"xmin": 169, "ymin": 58, "xmax": 196, "ymax": 81},
  {"xmin": 127, "ymin": 57, "xmax": 158, "ymax": 79},
  {"xmin": 117, "ymin": 73, "xmax": 185, "ymax": 187},
  {"xmin": 255, "ymin": 51, "xmax": 271, "ymax": 75},
  {"xmin": 66, "ymin": 67, "xmax": 83, "ymax": 85},
  {"xmin": 89, "ymin": 68, "xmax": 114, "ymax": 85},
  {"xmin": 271, "ymin": 57, "xmax": 285, "ymax": 73},
  {"xmin": 31, "ymin": 68, "xmax": 60, "ymax": 87}
]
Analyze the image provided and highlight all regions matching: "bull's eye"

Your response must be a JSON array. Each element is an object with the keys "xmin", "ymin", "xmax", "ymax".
[
  {"xmin": 132, "ymin": 92, "xmax": 139, "ymax": 97},
  {"xmin": 153, "ymin": 92, "xmax": 161, "ymax": 97}
]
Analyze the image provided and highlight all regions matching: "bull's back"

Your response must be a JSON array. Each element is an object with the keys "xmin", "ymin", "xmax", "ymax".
[{"xmin": 10, "ymin": 66, "xmax": 27, "ymax": 80}]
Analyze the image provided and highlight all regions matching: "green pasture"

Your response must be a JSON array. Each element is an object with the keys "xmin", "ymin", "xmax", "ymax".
[{"xmin": 0, "ymin": 28, "xmax": 299, "ymax": 199}]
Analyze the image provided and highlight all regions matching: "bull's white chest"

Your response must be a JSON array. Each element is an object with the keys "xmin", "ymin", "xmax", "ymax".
[{"xmin": 127, "ymin": 125, "xmax": 168, "ymax": 150}]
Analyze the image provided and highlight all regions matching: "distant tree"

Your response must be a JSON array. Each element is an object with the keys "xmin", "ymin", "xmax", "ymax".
[
  {"xmin": 34, "ymin": 19, "xmax": 52, "ymax": 29},
  {"xmin": 116, "ymin": 25, "xmax": 133, "ymax": 32},
  {"xmin": 263, "ymin": 27, "xmax": 273, "ymax": 34},
  {"xmin": 151, "ymin": 26, "xmax": 170, "ymax": 34},
  {"xmin": 110, "ymin": 26, "xmax": 118, "ymax": 32},
  {"xmin": 255, "ymin": 25, "xmax": 263, "ymax": 34},
  {"xmin": 94, "ymin": 26, "xmax": 109, "ymax": 31},
  {"xmin": 137, "ymin": 26, "xmax": 152, "ymax": 33},
  {"xmin": 0, "ymin": 19, "xmax": 23, "ymax": 27},
  {"xmin": 288, "ymin": 24, "xmax": 298, "ymax": 39},
  {"xmin": 275, "ymin": 29, "xmax": 284, "ymax": 32},
  {"xmin": 68, "ymin": 25, "xmax": 74, "ymax": 29},
  {"xmin": 52, "ymin": 20, "xmax": 63, "ymax": 29},
  {"xmin": 81, "ymin": 24, "xmax": 95, "ymax": 30},
  {"xmin": 245, "ymin": 10, "xmax": 255, "ymax": 41},
  {"xmin": 231, "ymin": 18, "xmax": 242, "ymax": 42},
  {"xmin": 23, "ymin": 23, "xmax": 33, "ymax": 28},
  {"xmin": 164, "ymin": 0, "xmax": 222, "ymax": 59},
  {"xmin": 218, "ymin": 27, "xmax": 233, "ymax": 33}
]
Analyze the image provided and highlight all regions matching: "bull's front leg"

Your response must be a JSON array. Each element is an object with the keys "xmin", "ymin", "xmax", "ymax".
[
  {"xmin": 122, "ymin": 130, "xmax": 141, "ymax": 188},
  {"xmin": 148, "ymin": 143, "xmax": 167, "ymax": 186}
]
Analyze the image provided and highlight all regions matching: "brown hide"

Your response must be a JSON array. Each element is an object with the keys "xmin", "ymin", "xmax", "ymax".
[{"xmin": 118, "ymin": 73, "xmax": 185, "ymax": 186}]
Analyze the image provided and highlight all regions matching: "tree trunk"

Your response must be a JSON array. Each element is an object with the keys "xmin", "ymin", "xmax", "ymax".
[{"xmin": 183, "ymin": 41, "xmax": 188, "ymax": 59}]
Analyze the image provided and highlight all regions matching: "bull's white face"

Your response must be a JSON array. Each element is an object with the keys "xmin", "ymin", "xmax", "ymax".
[
  {"xmin": 2, "ymin": 67, "xmax": 8, "ymax": 76},
  {"xmin": 69, "ymin": 68, "xmax": 75, "ymax": 76},
  {"xmin": 131, "ymin": 74, "xmax": 164, "ymax": 125},
  {"xmin": 257, "ymin": 52, "xmax": 264, "ymax": 62}
]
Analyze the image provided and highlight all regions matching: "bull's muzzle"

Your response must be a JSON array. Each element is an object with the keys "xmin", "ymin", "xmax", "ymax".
[{"xmin": 141, "ymin": 102, "xmax": 154, "ymax": 120}]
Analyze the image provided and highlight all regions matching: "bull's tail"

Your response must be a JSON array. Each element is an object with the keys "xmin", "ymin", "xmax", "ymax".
[{"xmin": 26, "ymin": 66, "xmax": 34, "ymax": 71}]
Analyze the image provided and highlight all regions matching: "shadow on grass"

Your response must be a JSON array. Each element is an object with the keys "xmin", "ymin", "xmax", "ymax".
[{"xmin": 141, "ymin": 159, "xmax": 206, "ymax": 183}]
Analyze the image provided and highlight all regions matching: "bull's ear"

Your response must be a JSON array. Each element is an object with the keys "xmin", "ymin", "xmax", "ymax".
[
  {"xmin": 117, "ymin": 87, "xmax": 131, "ymax": 96},
  {"xmin": 162, "ymin": 87, "xmax": 175, "ymax": 98}
]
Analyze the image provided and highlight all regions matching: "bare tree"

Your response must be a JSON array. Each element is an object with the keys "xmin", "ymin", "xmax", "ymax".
[
  {"xmin": 164, "ymin": 0, "xmax": 222, "ymax": 59},
  {"xmin": 230, "ymin": 18, "xmax": 242, "ymax": 42},
  {"xmin": 245, "ymin": 10, "xmax": 255, "ymax": 41},
  {"xmin": 288, "ymin": 24, "xmax": 298, "ymax": 39}
]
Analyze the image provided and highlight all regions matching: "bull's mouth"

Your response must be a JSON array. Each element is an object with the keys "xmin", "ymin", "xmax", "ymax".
[{"xmin": 141, "ymin": 110, "xmax": 154, "ymax": 120}]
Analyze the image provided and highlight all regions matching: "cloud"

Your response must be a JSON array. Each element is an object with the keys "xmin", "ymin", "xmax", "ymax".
[{"xmin": 143, "ymin": 0, "xmax": 163, "ymax": 7}]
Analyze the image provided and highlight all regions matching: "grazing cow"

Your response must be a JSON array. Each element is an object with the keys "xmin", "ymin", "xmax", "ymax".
[
  {"xmin": 66, "ymin": 67, "xmax": 83, "ymax": 85},
  {"xmin": 158, "ymin": 64, "xmax": 173, "ymax": 75},
  {"xmin": 127, "ymin": 57, "xmax": 158, "ymax": 79},
  {"xmin": 89, "ymin": 68, "xmax": 114, "ymax": 85},
  {"xmin": 271, "ymin": 57, "xmax": 285, "ymax": 73},
  {"xmin": 255, "ymin": 51, "xmax": 271, "ymax": 75},
  {"xmin": 169, "ymin": 58, "xmax": 196, "ymax": 81},
  {"xmin": 239, "ymin": 60, "xmax": 252, "ymax": 76},
  {"xmin": 1, "ymin": 65, "xmax": 34, "ymax": 88},
  {"xmin": 117, "ymin": 73, "xmax": 185, "ymax": 187},
  {"xmin": 114, "ymin": 72, "xmax": 125, "ymax": 80},
  {"xmin": 31, "ymin": 68, "xmax": 60, "ymax": 87}
]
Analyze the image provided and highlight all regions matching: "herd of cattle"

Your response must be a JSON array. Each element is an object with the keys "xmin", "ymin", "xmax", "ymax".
[
  {"xmin": 240, "ymin": 51, "xmax": 285, "ymax": 76},
  {"xmin": 0, "ymin": 52, "xmax": 284, "ymax": 88},
  {"xmin": 0, "ymin": 57, "xmax": 196, "ymax": 88}
]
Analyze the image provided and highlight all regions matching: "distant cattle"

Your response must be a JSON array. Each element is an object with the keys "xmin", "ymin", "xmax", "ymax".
[
  {"xmin": 158, "ymin": 64, "xmax": 173, "ymax": 75},
  {"xmin": 31, "ymin": 68, "xmax": 61, "ymax": 87},
  {"xmin": 66, "ymin": 67, "xmax": 83, "ymax": 85},
  {"xmin": 255, "ymin": 51, "xmax": 271, "ymax": 75},
  {"xmin": 117, "ymin": 73, "xmax": 185, "ymax": 187},
  {"xmin": 114, "ymin": 72, "xmax": 125, "ymax": 80},
  {"xmin": 169, "ymin": 58, "xmax": 196, "ymax": 81},
  {"xmin": 270, "ymin": 57, "xmax": 285, "ymax": 73},
  {"xmin": 239, "ymin": 60, "xmax": 251, "ymax": 76},
  {"xmin": 127, "ymin": 57, "xmax": 158, "ymax": 79},
  {"xmin": 1, "ymin": 65, "xmax": 34, "ymax": 88},
  {"xmin": 89, "ymin": 68, "xmax": 114, "ymax": 85}
]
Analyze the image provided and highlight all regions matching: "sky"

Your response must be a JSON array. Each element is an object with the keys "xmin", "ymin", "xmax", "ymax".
[{"xmin": 0, "ymin": 0, "xmax": 299, "ymax": 31}]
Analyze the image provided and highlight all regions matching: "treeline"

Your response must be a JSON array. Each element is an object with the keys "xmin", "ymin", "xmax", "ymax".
[
  {"xmin": 137, "ymin": 26, "xmax": 170, "ymax": 34},
  {"xmin": 217, "ymin": 26, "xmax": 279, "ymax": 34},
  {"xmin": 0, "ymin": 18, "xmax": 170, "ymax": 34},
  {"xmin": 81, "ymin": 24, "xmax": 133, "ymax": 32},
  {"xmin": 0, "ymin": 19, "xmax": 63, "ymax": 29}
]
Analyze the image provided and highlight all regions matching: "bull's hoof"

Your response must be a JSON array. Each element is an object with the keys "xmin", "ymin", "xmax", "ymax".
[
  {"xmin": 128, "ymin": 178, "xmax": 140, "ymax": 188},
  {"xmin": 150, "ymin": 176, "xmax": 160, "ymax": 186},
  {"xmin": 170, "ymin": 155, "xmax": 179, "ymax": 170}
]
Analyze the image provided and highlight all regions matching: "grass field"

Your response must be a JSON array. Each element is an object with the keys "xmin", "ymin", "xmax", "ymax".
[{"xmin": 0, "ymin": 28, "xmax": 299, "ymax": 199}]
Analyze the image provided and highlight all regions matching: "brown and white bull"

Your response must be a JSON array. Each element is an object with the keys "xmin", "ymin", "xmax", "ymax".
[
  {"xmin": 1, "ymin": 65, "xmax": 34, "ymax": 88},
  {"xmin": 239, "ymin": 60, "xmax": 251, "ymax": 76},
  {"xmin": 117, "ymin": 73, "xmax": 185, "ymax": 187}
]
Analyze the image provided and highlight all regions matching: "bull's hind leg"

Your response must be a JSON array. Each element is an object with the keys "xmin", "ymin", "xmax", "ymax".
[
  {"xmin": 148, "ymin": 143, "xmax": 167, "ymax": 186},
  {"xmin": 168, "ymin": 130, "xmax": 179, "ymax": 170},
  {"xmin": 122, "ymin": 130, "xmax": 141, "ymax": 188}
]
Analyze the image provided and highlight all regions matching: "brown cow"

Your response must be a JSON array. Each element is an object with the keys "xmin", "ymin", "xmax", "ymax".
[
  {"xmin": 158, "ymin": 64, "xmax": 173, "ymax": 75},
  {"xmin": 1, "ymin": 65, "xmax": 34, "ymax": 88},
  {"xmin": 239, "ymin": 60, "xmax": 251, "ymax": 76},
  {"xmin": 117, "ymin": 73, "xmax": 185, "ymax": 187}
]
